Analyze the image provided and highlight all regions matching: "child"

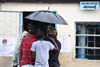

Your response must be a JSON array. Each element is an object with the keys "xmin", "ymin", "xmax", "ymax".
[{"xmin": 31, "ymin": 29, "xmax": 59, "ymax": 67}]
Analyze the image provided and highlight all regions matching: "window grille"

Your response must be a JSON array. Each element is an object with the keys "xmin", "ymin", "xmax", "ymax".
[{"xmin": 76, "ymin": 23, "xmax": 100, "ymax": 60}]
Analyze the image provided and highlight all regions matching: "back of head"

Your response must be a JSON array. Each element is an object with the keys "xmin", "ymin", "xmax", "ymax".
[
  {"xmin": 22, "ymin": 30, "xmax": 30, "ymax": 37},
  {"xmin": 27, "ymin": 24, "xmax": 36, "ymax": 35},
  {"xmin": 35, "ymin": 29, "xmax": 45, "ymax": 40}
]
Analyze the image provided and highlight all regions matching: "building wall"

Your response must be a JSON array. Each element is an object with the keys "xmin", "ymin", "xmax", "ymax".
[
  {"xmin": 0, "ymin": 3, "xmax": 100, "ymax": 67},
  {"xmin": 0, "ymin": 11, "xmax": 21, "ymax": 67}
]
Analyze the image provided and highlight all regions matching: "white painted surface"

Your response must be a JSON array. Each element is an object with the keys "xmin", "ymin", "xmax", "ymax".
[{"xmin": 0, "ymin": 3, "xmax": 100, "ymax": 67}]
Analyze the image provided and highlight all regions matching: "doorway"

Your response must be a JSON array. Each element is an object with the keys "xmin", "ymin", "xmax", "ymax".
[{"xmin": 23, "ymin": 12, "xmax": 55, "ymax": 36}]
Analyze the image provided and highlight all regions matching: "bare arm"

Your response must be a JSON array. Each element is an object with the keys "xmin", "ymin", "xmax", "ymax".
[
  {"xmin": 32, "ymin": 51, "xmax": 36, "ymax": 64},
  {"xmin": 49, "ymin": 37, "xmax": 59, "ymax": 51}
]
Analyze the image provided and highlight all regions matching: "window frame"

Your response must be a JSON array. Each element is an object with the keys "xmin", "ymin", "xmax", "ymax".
[{"xmin": 75, "ymin": 22, "xmax": 100, "ymax": 60}]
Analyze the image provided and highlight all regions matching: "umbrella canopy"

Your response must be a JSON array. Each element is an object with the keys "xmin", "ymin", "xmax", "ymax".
[{"xmin": 25, "ymin": 11, "xmax": 68, "ymax": 25}]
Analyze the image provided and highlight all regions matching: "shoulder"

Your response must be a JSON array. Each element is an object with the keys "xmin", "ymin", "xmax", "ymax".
[
  {"xmin": 22, "ymin": 36, "xmax": 30, "ymax": 40},
  {"xmin": 31, "ymin": 35, "xmax": 37, "ymax": 39},
  {"xmin": 43, "ymin": 40, "xmax": 52, "ymax": 44},
  {"xmin": 21, "ymin": 36, "xmax": 30, "ymax": 43},
  {"xmin": 56, "ymin": 40, "xmax": 61, "ymax": 44},
  {"xmin": 44, "ymin": 41, "xmax": 53, "ymax": 47},
  {"xmin": 31, "ymin": 41, "xmax": 38, "ymax": 48},
  {"xmin": 56, "ymin": 40, "xmax": 61, "ymax": 49},
  {"xmin": 32, "ymin": 40, "xmax": 40, "ymax": 45},
  {"xmin": 23, "ymin": 35, "xmax": 37, "ymax": 40}
]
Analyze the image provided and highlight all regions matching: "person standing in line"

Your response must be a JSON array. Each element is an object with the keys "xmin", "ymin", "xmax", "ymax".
[
  {"xmin": 13, "ymin": 30, "xmax": 31, "ymax": 67},
  {"xmin": 31, "ymin": 29, "xmax": 59, "ymax": 67},
  {"xmin": 48, "ymin": 28, "xmax": 61, "ymax": 67},
  {"xmin": 19, "ymin": 23, "xmax": 37, "ymax": 67}
]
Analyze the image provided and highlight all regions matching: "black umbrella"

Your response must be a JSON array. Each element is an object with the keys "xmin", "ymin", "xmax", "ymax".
[{"xmin": 25, "ymin": 10, "xmax": 68, "ymax": 25}]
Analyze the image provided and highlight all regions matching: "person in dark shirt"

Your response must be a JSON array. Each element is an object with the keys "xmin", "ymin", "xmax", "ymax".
[{"xmin": 47, "ymin": 28, "xmax": 61, "ymax": 67}]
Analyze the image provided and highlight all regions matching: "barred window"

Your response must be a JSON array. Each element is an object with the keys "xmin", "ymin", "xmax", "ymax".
[{"xmin": 76, "ymin": 22, "xmax": 100, "ymax": 60}]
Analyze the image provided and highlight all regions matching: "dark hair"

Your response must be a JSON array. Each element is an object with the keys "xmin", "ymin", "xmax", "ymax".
[
  {"xmin": 35, "ymin": 29, "xmax": 45, "ymax": 39},
  {"xmin": 28, "ymin": 25, "xmax": 36, "ymax": 35}
]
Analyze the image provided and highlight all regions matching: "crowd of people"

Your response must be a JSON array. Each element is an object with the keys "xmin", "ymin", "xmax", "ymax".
[{"xmin": 13, "ymin": 23, "xmax": 61, "ymax": 67}]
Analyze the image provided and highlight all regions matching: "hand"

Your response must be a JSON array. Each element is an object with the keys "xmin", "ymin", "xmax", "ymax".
[{"xmin": 48, "ymin": 36, "xmax": 54, "ymax": 41}]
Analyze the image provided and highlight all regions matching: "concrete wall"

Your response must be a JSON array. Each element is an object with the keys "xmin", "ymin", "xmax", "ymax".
[
  {"xmin": 0, "ymin": 11, "xmax": 20, "ymax": 67},
  {"xmin": 0, "ymin": 3, "xmax": 100, "ymax": 67}
]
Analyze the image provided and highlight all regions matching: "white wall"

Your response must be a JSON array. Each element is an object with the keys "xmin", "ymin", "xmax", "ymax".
[
  {"xmin": 1, "ymin": 2, "xmax": 100, "ymax": 55},
  {"xmin": 0, "ymin": 11, "xmax": 21, "ymax": 67},
  {"xmin": 1, "ymin": 3, "xmax": 100, "ymax": 34},
  {"xmin": 0, "ymin": 3, "xmax": 100, "ymax": 67},
  {"xmin": 0, "ymin": 12, "xmax": 19, "ymax": 38}
]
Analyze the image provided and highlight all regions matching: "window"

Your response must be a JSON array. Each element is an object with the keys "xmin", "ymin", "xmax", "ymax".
[{"xmin": 76, "ymin": 22, "xmax": 100, "ymax": 60}]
